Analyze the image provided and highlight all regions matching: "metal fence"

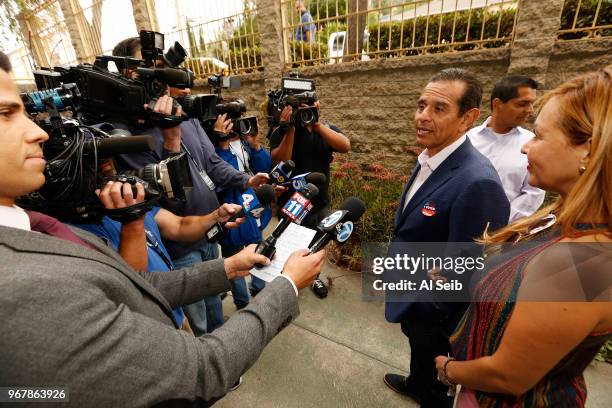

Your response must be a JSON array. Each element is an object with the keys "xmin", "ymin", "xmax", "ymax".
[
  {"xmin": 11, "ymin": 0, "xmax": 139, "ymax": 82},
  {"xmin": 281, "ymin": 0, "xmax": 519, "ymax": 67},
  {"xmin": 18, "ymin": 0, "xmax": 78, "ymax": 68},
  {"xmin": 7, "ymin": 0, "xmax": 261, "ymax": 82},
  {"xmin": 7, "ymin": 0, "xmax": 610, "ymax": 83},
  {"xmin": 558, "ymin": 0, "xmax": 612, "ymax": 40},
  {"xmin": 154, "ymin": 0, "xmax": 263, "ymax": 78}
]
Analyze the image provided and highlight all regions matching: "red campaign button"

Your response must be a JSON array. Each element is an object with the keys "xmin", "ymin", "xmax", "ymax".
[{"xmin": 421, "ymin": 201, "xmax": 436, "ymax": 217}]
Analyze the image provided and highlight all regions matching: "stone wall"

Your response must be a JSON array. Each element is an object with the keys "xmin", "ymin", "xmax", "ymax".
[{"xmin": 191, "ymin": 0, "xmax": 612, "ymax": 175}]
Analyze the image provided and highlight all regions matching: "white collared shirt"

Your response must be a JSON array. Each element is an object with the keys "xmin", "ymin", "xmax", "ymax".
[
  {"xmin": 467, "ymin": 117, "xmax": 545, "ymax": 222},
  {"xmin": 0, "ymin": 205, "xmax": 30, "ymax": 231},
  {"xmin": 229, "ymin": 139, "xmax": 249, "ymax": 172},
  {"xmin": 403, "ymin": 135, "xmax": 466, "ymax": 211}
]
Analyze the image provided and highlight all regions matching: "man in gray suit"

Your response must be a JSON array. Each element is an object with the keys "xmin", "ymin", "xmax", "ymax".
[{"xmin": 0, "ymin": 52, "xmax": 325, "ymax": 406}]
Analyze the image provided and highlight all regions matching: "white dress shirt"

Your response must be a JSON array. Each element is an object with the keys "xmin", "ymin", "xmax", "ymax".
[
  {"xmin": 467, "ymin": 117, "xmax": 545, "ymax": 222},
  {"xmin": 229, "ymin": 139, "xmax": 249, "ymax": 172},
  {"xmin": 0, "ymin": 205, "xmax": 30, "ymax": 230},
  {"xmin": 403, "ymin": 135, "xmax": 467, "ymax": 211}
]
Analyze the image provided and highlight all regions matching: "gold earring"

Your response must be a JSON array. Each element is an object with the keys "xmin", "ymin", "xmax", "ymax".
[{"xmin": 579, "ymin": 165, "xmax": 587, "ymax": 175}]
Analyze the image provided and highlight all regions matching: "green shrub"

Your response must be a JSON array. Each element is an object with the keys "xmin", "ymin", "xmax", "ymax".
[
  {"xmin": 228, "ymin": 14, "xmax": 259, "ymax": 50},
  {"xmin": 367, "ymin": 7, "xmax": 516, "ymax": 57},
  {"xmin": 327, "ymin": 153, "xmax": 408, "ymax": 269},
  {"xmin": 596, "ymin": 339, "xmax": 612, "ymax": 364},
  {"xmin": 226, "ymin": 46, "xmax": 263, "ymax": 73},
  {"xmin": 309, "ymin": 0, "xmax": 347, "ymax": 21},
  {"xmin": 221, "ymin": 11, "xmax": 263, "ymax": 73},
  {"xmin": 288, "ymin": 40, "xmax": 329, "ymax": 66},
  {"xmin": 318, "ymin": 21, "xmax": 347, "ymax": 45},
  {"xmin": 559, "ymin": 0, "xmax": 612, "ymax": 40}
]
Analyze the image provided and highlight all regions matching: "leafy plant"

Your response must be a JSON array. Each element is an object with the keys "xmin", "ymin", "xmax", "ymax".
[
  {"xmin": 0, "ymin": 0, "xmax": 47, "ymax": 44},
  {"xmin": 559, "ymin": 0, "xmax": 612, "ymax": 39},
  {"xmin": 228, "ymin": 13, "xmax": 260, "ymax": 50},
  {"xmin": 318, "ymin": 21, "xmax": 347, "ymax": 45},
  {"xmin": 227, "ymin": 46, "xmax": 263, "ymax": 72},
  {"xmin": 595, "ymin": 339, "xmax": 612, "ymax": 364},
  {"xmin": 309, "ymin": 0, "xmax": 348, "ymax": 21},
  {"xmin": 366, "ymin": 7, "xmax": 516, "ymax": 57},
  {"xmin": 327, "ymin": 152, "xmax": 408, "ymax": 270},
  {"xmin": 288, "ymin": 40, "xmax": 329, "ymax": 66}
]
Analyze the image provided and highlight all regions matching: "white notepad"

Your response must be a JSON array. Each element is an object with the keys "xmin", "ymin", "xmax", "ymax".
[{"xmin": 250, "ymin": 223, "xmax": 318, "ymax": 282}]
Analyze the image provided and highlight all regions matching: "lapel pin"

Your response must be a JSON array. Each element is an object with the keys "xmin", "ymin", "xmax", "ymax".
[{"xmin": 422, "ymin": 201, "xmax": 436, "ymax": 217}]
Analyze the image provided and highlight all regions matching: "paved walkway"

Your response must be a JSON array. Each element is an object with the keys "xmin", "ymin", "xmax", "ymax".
[{"xmin": 217, "ymin": 261, "xmax": 612, "ymax": 408}]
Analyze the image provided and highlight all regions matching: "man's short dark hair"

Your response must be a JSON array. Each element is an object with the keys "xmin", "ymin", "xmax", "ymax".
[
  {"xmin": 429, "ymin": 68, "xmax": 483, "ymax": 115},
  {"xmin": 0, "ymin": 51, "xmax": 12, "ymax": 73},
  {"xmin": 490, "ymin": 75, "xmax": 538, "ymax": 108},
  {"xmin": 112, "ymin": 37, "xmax": 141, "ymax": 58}
]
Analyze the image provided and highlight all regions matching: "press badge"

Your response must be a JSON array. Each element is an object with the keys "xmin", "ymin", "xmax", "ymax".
[{"xmin": 199, "ymin": 169, "xmax": 216, "ymax": 191}]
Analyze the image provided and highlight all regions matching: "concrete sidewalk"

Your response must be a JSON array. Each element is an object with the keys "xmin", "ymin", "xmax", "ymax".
[{"xmin": 217, "ymin": 261, "xmax": 612, "ymax": 408}]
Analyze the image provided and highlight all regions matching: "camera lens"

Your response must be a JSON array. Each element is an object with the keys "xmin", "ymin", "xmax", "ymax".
[
  {"xmin": 163, "ymin": 41, "xmax": 187, "ymax": 68},
  {"xmin": 300, "ymin": 109, "xmax": 315, "ymax": 125},
  {"xmin": 238, "ymin": 119, "xmax": 251, "ymax": 135},
  {"xmin": 177, "ymin": 95, "xmax": 199, "ymax": 118}
]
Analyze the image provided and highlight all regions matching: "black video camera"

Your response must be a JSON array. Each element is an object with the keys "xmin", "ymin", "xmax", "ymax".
[
  {"xmin": 215, "ymin": 98, "xmax": 258, "ymax": 139},
  {"xmin": 28, "ymin": 62, "xmax": 191, "ymax": 129},
  {"xmin": 267, "ymin": 74, "xmax": 319, "ymax": 128},
  {"xmin": 183, "ymin": 73, "xmax": 258, "ymax": 142},
  {"xmin": 18, "ymin": 81, "xmax": 193, "ymax": 222},
  {"xmin": 122, "ymin": 151, "xmax": 193, "ymax": 202},
  {"xmin": 175, "ymin": 72, "xmax": 242, "ymax": 124},
  {"xmin": 26, "ymin": 30, "xmax": 194, "ymax": 130}
]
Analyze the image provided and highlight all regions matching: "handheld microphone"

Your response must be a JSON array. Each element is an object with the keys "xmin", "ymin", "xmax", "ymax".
[
  {"xmin": 285, "ymin": 172, "xmax": 327, "ymax": 194},
  {"xmin": 269, "ymin": 160, "xmax": 295, "ymax": 184},
  {"xmin": 254, "ymin": 183, "xmax": 319, "ymax": 266},
  {"xmin": 276, "ymin": 182, "xmax": 319, "ymax": 231},
  {"xmin": 308, "ymin": 197, "xmax": 366, "ymax": 253},
  {"xmin": 205, "ymin": 184, "xmax": 276, "ymax": 242}
]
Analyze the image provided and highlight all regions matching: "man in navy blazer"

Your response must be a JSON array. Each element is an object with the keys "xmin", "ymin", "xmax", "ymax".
[{"xmin": 383, "ymin": 69, "xmax": 510, "ymax": 407}]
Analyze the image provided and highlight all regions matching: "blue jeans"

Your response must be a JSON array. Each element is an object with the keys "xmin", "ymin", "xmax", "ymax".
[
  {"xmin": 231, "ymin": 277, "xmax": 249, "ymax": 309},
  {"xmin": 173, "ymin": 242, "xmax": 224, "ymax": 335},
  {"xmin": 230, "ymin": 276, "xmax": 267, "ymax": 307},
  {"xmin": 250, "ymin": 275, "xmax": 266, "ymax": 296}
]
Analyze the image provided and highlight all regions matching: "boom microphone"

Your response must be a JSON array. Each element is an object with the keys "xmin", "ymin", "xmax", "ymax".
[
  {"xmin": 206, "ymin": 184, "xmax": 276, "ymax": 242},
  {"xmin": 137, "ymin": 67, "xmax": 193, "ymax": 89},
  {"xmin": 92, "ymin": 135, "xmax": 155, "ymax": 158},
  {"xmin": 308, "ymin": 197, "xmax": 366, "ymax": 253}
]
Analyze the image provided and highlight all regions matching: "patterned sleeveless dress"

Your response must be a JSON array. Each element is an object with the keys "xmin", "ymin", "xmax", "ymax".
[{"xmin": 450, "ymin": 227, "xmax": 612, "ymax": 407}]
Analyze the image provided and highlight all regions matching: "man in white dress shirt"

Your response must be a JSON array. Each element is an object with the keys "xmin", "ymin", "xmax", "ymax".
[{"xmin": 467, "ymin": 75, "xmax": 545, "ymax": 222}]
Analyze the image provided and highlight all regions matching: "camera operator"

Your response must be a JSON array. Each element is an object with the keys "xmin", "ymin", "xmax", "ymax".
[
  {"xmin": 111, "ymin": 37, "xmax": 269, "ymax": 336},
  {"xmin": 0, "ymin": 51, "xmax": 327, "ymax": 406},
  {"xmin": 214, "ymin": 111, "xmax": 272, "ymax": 304},
  {"xmin": 270, "ymin": 98, "xmax": 351, "ymax": 298}
]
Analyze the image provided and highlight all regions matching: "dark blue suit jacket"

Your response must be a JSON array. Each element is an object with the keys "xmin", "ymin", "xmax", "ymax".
[{"xmin": 384, "ymin": 139, "xmax": 510, "ymax": 323}]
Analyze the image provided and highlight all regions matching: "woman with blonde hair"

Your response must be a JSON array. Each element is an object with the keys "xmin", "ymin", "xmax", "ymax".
[{"xmin": 434, "ymin": 67, "xmax": 612, "ymax": 407}]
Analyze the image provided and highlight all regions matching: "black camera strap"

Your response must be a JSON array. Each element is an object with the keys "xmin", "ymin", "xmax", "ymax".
[
  {"xmin": 145, "ymin": 229, "xmax": 174, "ymax": 271},
  {"xmin": 106, "ymin": 200, "xmax": 157, "ymax": 223},
  {"xmin": 180, "ymin": 141, "xmax": 216, "ymax": 191}
]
